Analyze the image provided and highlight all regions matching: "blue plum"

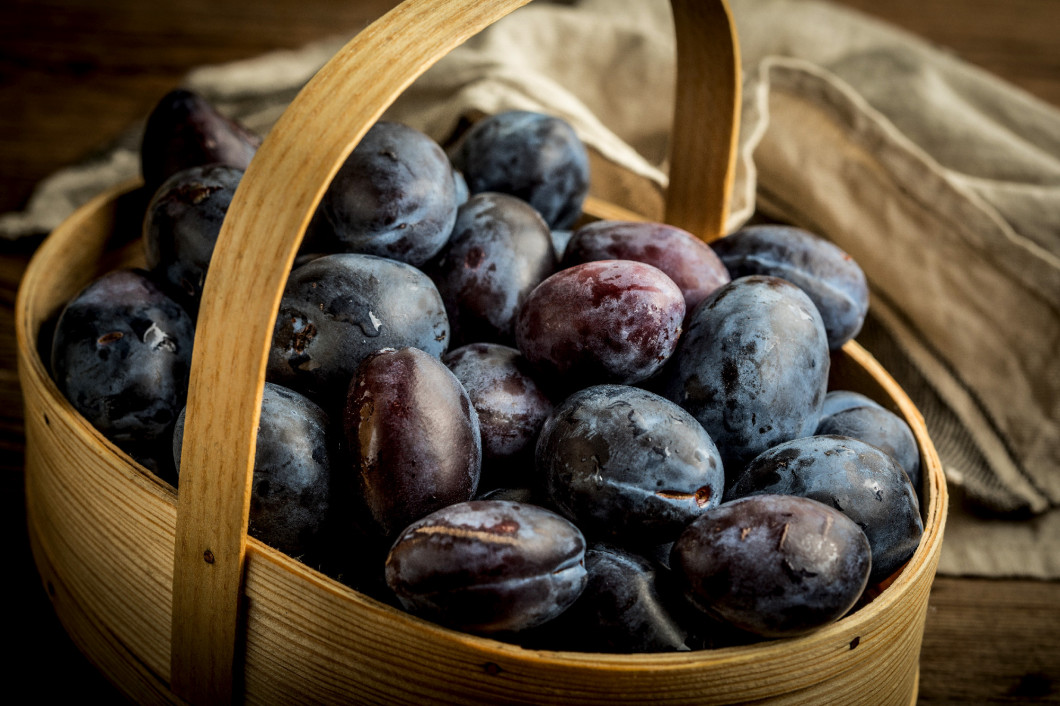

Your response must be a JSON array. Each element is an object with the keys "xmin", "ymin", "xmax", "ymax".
[
  {"xmin": 140, "ymin": 88, "xmax": 260, "ymax": 193},
  {"xmin": 451, "ymin": 110, "xmax": 589, "ymax": 230},
  {"xmin": 661, "ymin": 275, "xmax": 830, "ymax": 475},
  {"xmin": 712, "ymin": 225, "xmax": 869, "ymax": 350},
  {"xmin": 427, "ymin": 192, "xmax": 556, "ymax": 346},
  {"xmin": 537, "ymin": 384, "xmax": 724, "ymax": 545},
  {"xmin": 822, "ymin": 389, "xmax": 883, "ymax": 417},
  {"xmin": 816, "ymin": 404, "xmax": 921, "ymax": 490},
  {"xmin": 173, "ymin": 382, "xmax": 337, "ymax": 560},
  {"xmin": 671, "ymin": 494, "xmax": 872, "ymax": 638},
  {"xmin": 311, "ymin": 121, "xmax": 459, "ymax": 266},
  {"xmin": 50, "ymin": 269, "xmax": 194, "ymax": 447},
  {"xmin": 268, "ymin": 253, "xmax": 449, "ymax": 406},
  {"xmin": 524, "ymin": 543, "xmax": 689, "ymax": 653},
  {"xmin": 443, "ymin": 342, "xmax": 554, "ymax": 489},
  {"xmin": 725, "ymin": 435, "xmax": 923, "ymax": 582},
  {"xmin": 143, "ymin": 164, "xmax": 243, "ymax": 314}
]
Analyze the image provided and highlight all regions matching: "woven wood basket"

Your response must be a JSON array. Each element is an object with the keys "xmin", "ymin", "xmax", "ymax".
[{"xmin": 16, "ymin": 0, "xmax": 948, "ymax": 703}]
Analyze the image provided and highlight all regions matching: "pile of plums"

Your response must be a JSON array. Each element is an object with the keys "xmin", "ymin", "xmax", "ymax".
[{"xmin": 48, "ymin": 88, "xmax": 923, "ymax": 652}]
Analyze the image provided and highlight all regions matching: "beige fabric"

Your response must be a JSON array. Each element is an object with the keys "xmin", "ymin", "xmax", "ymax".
[{"xmin": 5, "ymin": 0, "xmax": 1058, "ymax": 577}]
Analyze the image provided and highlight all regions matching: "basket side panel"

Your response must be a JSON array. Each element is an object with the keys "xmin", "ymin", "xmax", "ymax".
[
  {"xmin": 21, "ymin": 338, "xmax": 179, "ymax": 698},
  {"xmin": 27, "ymin": 505, "xmax": 177, "ymax": 706}
]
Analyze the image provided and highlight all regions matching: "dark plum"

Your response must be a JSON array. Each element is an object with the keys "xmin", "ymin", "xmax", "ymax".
[
  {"xmin": 268, "ymin": 253, "xmax": 449, "ymax": 406},
  {"xmin": 142, "ymin": 164, "xmax": 242, "ymax": 313},
  {"xmin": 537, "ymin": 384, "xmax": 724, "ymax": 545},
  {"xmin": 725, "ymin": 435, "xmax": 923, "ymax": 582},
  {"xmin": 562, "ymin": 220, "xmax": 730, "ymax": 316},
  {"xmin": 173, "ymin": 382, "xmax": 336, "ymax": 560},
  {"xmin": 427, "ymin": 193, "xmax": 556, "ymax": 346},
  {"xmin": 50, "ymin": 269, "xmax": 194, "ymax": 446},
  {"xmin": 344, "ymin": 347, "xmax": 481, "ymax": 539},
  {"xmin": 310, "ymin": 121, "xmax": 458, "ymax": 266},
  {"xmin": 660, "ymin": 275, "xmax": 829, "ymax": 475},
  {"xmin": 816, "ymin": 406, "xmax": 921, "ymax": 491},
  {"xmin": 443, "ymin": 343, "xmax": 554, "ymax": 488},
  {"xmin": 712, "ymin": 225, "xmax": 869, "ymax": 350},
  {"xmin": 526, "ymin": 543, "xmax": 689, "ymax": 652},
  {"xmin": 451, "ymin": 110, "xmax": 589, "ymax": 230},
  {"xmin": 822, "ymin": 389, "xmax": 883, "ymax": 417},
  {"xmin": 515, "ymin": 260, "xmax": 685, "ymax": 389},
  {"xmin": 384, "ymin": 500, "xmax": 587, "ymax": 633},
  {"xmin": 140, "ymin": 88, "xmax": 261, "ymax": 193},
  {"xmin": 671, "ymin": 494, "xmax": 872, "ymax": 638}
]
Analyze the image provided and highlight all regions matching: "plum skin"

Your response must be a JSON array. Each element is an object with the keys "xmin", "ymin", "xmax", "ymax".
[
  {"xmin": 384, "ymin": 500, "xmax": 587, "ymax": 634},
  {"xmin": 451, "ymin": 110, "xmax": 590, "ymax": 230},
  {"xmin": 344, "ymin": 347, "xmax": 481, "ymax": 539},
  {"xmin": 443, "ymin": 342, "xmax": 554, "ymax": 488},
  {"xmin": 173, "ymin": 382, "xmax": 336, "ymax": 559},
  {"xmin": 310, "ymin": 121, "xmax": 458, "ymax": 267},
  {"xmin": 268, "ymin": 253, "xmax": 450, "ymax": 406},
  {"xmin": 427, "ymin": 192, "xmax": 556, "ymax": 347},
  {"xmin": 712, "ymin": 225, "xmax": 869, "ymax": 350},
  {"xmin": 562, "ymin": 220, "xmax": 731, "ymax": 317},
  {"xmin": 670, "ymin": 494, "xmax": 872, "ymax": 638},
  {"xmin": 515, "ymin": 259, "xmax": 685, "ymax": 390},
  {"xmin": 661, "ymin": 275, "xmax": 830, "ymax": 475},
  {"xmin": 50, "ymin": 268, "xmax": 194, "ymax": 446},
  {"xmin": 725, "ymin": 434, "xmax": 923, "ymax": 582},
  {"xmin": 537, "ymin": 384, "xmax": 725, "ymax": 546}
]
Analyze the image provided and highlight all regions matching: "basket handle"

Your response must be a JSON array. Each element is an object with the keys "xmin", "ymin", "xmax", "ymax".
[{"xmin": 170, "ymin": 0, "xmax": 740, "ymax": 702}]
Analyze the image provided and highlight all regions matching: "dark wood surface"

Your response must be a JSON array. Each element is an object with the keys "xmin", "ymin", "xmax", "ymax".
[{"xmin": 2, "ymin": 1, "xmax": 1057, "ymax": 703}]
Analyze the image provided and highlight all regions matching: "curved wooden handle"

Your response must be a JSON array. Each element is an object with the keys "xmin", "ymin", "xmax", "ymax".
[{"xmin": 171, "ymin": 0, "xmax": 740, "ymax": 702}]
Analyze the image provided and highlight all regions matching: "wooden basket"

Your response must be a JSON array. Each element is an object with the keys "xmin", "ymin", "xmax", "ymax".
[{"xmin": 16, "ymin": 0, "xmax": 948, "ymax": 703}]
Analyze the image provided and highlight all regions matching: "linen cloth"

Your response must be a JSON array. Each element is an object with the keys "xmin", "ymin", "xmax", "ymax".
[{"xmin": 6, "ymin": 0, "xmax": 1058, "ymax": 577}]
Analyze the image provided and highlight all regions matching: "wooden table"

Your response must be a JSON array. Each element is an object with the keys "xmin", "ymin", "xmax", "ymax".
[{"xmin": 2, "ymin": 1, "xmax": 1057, "ymax": 702}]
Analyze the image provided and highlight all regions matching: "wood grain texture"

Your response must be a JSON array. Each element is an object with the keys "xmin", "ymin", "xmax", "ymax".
[
  {"xmin": 3, "ymin": 0, "xmax": 1059, "ymax": 703},
  {"xmin": 664, "ymin": 0, "xmax": 740, "ymax": 241}
]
